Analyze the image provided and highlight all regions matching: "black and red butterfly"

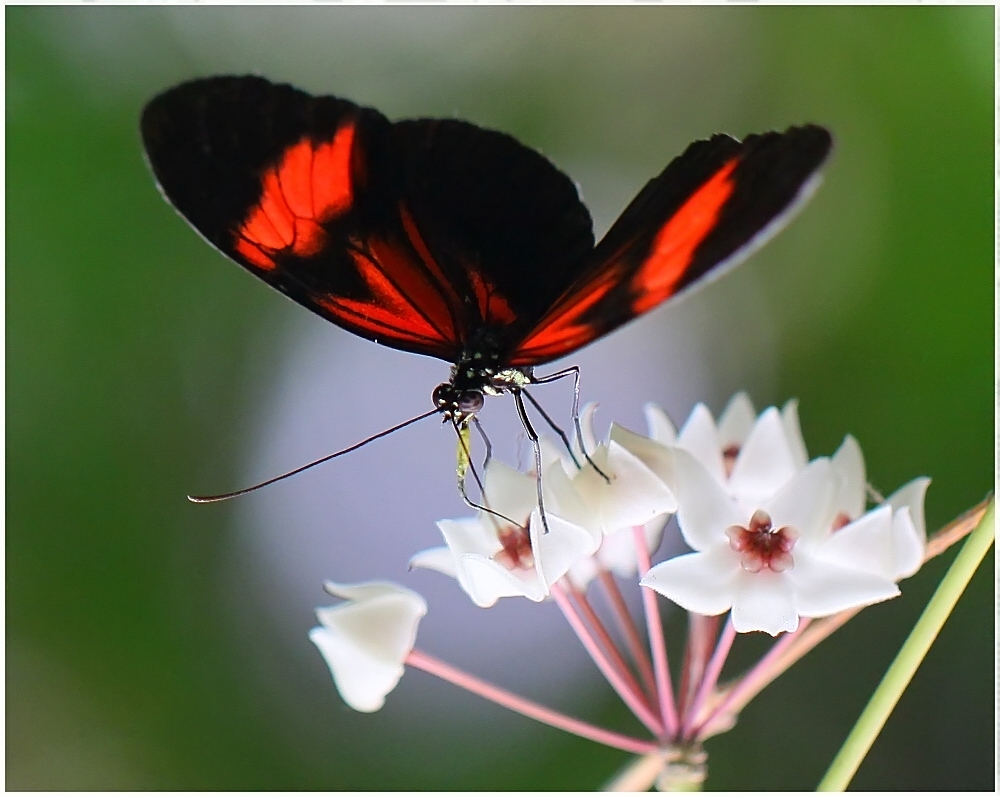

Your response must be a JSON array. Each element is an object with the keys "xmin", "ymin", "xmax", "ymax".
[{"xmin": 141, "ymin": 75, "xmax": 832, "ymax": 499}]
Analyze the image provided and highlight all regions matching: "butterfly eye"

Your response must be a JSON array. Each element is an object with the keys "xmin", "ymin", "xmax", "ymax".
[
  {"xmin": 432, "ymin": 383, "xmax": 454, "ymax": 409},
  {"xmin": 457, "ymin": 391, "xmax": 485, "ymax": 415}
]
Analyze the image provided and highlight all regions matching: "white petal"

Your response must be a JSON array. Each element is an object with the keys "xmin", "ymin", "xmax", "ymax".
[
  {"xmin": 435, "ymin": 517, "xmax": 501, "ymax": 558},
  {"xmin": 886, "ymin": 477, "xmax": 931, "ymax": 540},
  {"xmin": 643, "ymin": 402, "xmax": 678, "ymax": 445},
  {"xmin": 539, "ymin": 436, "xmax": 567, "ymax": 472},
  {"xmin": 729, "ymin": 407, "xmax": 800, "ymax": 505},
  {"xmin": 597, "ymin": 441, "xmax": 677, "ymax": 532},
  {"xmin": 831, "ymin": 435, "xmax": 866, "ymax": 520},
  {"xmin": 573, "ymin": 402, "xmax": 601, "ymax": 461},
  {"xmin": 309, "ymin": 627, "xmax": 404, "ymax": 712},
  {"xmin": 763, "ymin": 458, "xmax": 834, "ymax": 547},
  {"xmin": 316, "ymin": 582, "xmax": 427, "ymax": 662},
  {"xmin": 786, "ymin": 553, "xmax": 899, "ymax": 617},
  {"xmin": 321, "ymin": 580, "xmax": 412, "ymax": 603},
  {"xmin": 311, "ymin": 581, "xmax": 427, "ymax": 712},
  {"xmin": 641, "ymin": 545, "xmax": 739, "ymax": 616},
  {"xmin": 530, "ymin": 509, "xmax": 597, "ymax": 592},
  {"xmin": 561, "ymin": 444, "xmax": 611, "ymax": 516},
  {"xmin": 812, "ymin": 505, "xmax": 895, "ymax": 578},
  {"xmin": 430, "ymin": 518, "xmax": 506, "ymax": 599},
  {"xmin": 890, "ymin": 507, "xmax": 926, "ymax": 580},
  {"xmin": 780, "ymin": 398, "xmax": 810, "ymax": 470},
  {"xmin": 408, "ymin": 545, "xmax": 459, "ymax": 578},
  {"xmin": 540, "ymin": 461, "xmax": 603, "ymax": 551},
  {"xmin": 731, "ymin": 570, "xmax": 799, "ymax": 636},
  {"xmin": 717, "ymin": 392, "xmax": 756, "ymax": 447},
  {"xmin": 609, "ymin": 421, "xmax": 675, "ymax": 487},
  {"xmin": 597, "ymin": 515, "xmax": 669, "ymax": 578},
  {"xmin": 456, "ymin": 554, "xmax": 545, "ymax": 606},
  {"xmin": 567, "ymin": 555, "xmax": 600, "ymax": 590},
  {"xmin": 670, "ymin": 447, "xmax": 744, "ymax": 551},
  {"xmin": 677, "ymin": 403, "xmax": 726, "ymax": 483},
  {"xmin": 481, "ymin": 460, "xmax": 536, "ymax": 523}
]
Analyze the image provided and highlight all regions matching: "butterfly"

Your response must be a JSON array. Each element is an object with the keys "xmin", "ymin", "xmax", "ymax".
[{"xmin": 141, "ymin": 75, "xmax": 832, "ymax": 502}]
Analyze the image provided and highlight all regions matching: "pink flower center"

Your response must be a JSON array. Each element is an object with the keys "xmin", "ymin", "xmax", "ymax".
[
  {"xmin": 726, "ymin": 509, "xmax": 799, "ymax": 573},
  {"xmin": 831, "ymin": 511, "xmax": 852, "ymax": 532},
  {"xmin": 494, "ymin": 525, "xmax": 535, "ymax": 570},
  {"xmin": 722, "ymin": 443, "xmax": 740, "ymax": 479}
]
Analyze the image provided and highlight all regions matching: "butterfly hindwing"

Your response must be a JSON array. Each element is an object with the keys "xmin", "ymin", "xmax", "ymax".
[
  {"xmin": 509, "ymin": 125, "xmax": 833, "ymax": 366},
  {"xmin": 388, "ymin": 119, "xmax": 595, "ymax": 345}
]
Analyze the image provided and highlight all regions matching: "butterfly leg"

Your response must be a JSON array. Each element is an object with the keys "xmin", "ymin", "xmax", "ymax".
[
  {"xmin": 512, "ymin": 389, "xmax": 552, "ymax": 535},
  {"xmin": 529, "ymin": 366, "xmax": 611, "ymax": 483},
  {"xmin": 520, "ymin": 388, "xmax": 582, "ymax": 470},
  {"xmin": 472, "ymin": 415, "xmax": 493, "ymax": 472},
  {"xmin": 453, "ymin": 417, "xmax": 522, "ymax": 529}
]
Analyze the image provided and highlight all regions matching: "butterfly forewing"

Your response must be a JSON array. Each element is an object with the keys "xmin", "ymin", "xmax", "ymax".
[
  {"xmin": 141, "ymin": 77, "xmax": 601, "ymax": 362},
  {"xmin": 508, "ymin": 126, "xmax": 832, "ymax": 366},
  {"xmin": 142, "ymin": 77, "xmax": 460, "ymax": 353}
]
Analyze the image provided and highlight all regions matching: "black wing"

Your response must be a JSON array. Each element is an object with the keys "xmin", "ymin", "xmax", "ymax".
[
  {"xmin": 140, "ymin": 75, "xmax": 596, "ymax": 361},
  {"xmin": 509, "ymin": 125, "xmax": 833, "ymax": 365}
]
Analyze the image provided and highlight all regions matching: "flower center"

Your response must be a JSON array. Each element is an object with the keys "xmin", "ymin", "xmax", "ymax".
[
  {"xmin": 831, "ymin": 511, "xmax": 852, "ymax": 531},
  {"xmin": 494, "ymin": 525, "xmax": 534, "ymax": 570},
  {"xmin": 722, "ymin": 443, "xmax": 740, "ymax": 478},
  {"xmin": 725, "ymin": 509, "xmax": 799, "ymax": 573}
]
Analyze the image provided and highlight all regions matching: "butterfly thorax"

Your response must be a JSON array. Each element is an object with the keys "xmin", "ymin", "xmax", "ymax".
[{"xmin": 432, "ymin": 341, "xmax": 532, "ymax": 424}]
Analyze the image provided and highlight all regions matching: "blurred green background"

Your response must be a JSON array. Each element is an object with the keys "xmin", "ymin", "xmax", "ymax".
[{"xmin": 7, "ymin": 6, "xmax": 993, "ymax": 790}]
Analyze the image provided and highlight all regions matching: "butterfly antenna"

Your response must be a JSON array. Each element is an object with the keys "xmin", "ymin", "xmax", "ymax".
[
  {"xmin": 529, "ymin": 366, "xmax": 610, "ymax": 483},
  {"xmin": 188, "ymin": 407, "xmax": 441, "ymax": 503},
  {"xmin": 513, "ymin": 390, "xmax": 552, "ymax": 536},
  {"xmin": 452, "ymin": 418, "xmax": 523, "ymax": 529}
]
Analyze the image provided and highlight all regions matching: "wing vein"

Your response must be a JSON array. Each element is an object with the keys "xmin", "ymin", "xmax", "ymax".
[{"xmin": 346, "ymin": 239, "xmax": 457, "ymax": 346}]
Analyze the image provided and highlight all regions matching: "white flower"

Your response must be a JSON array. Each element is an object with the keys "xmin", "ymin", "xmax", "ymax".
[
  {"xmin": 410, "ymin": 460, "xmax": 595, "ymax": 607},
  {"xmin": 638, "ymin": 393, "xmax": 809, "ymax": 512},
  {"xmin": 829, "ymin": 434, "xmax": 866, "ymax": 525},
  {"xmin": 885, "ymin": 477, "xmax": 931, "ymax": 578},
  {"xmin": 309, "ymin": 581, "xmax": 427, "ymax": 712},
  {"xmin": 640, "ymin": 448, "xmax": 901, "ymax": 635},
  {"xmin": 551, "ymin": 404, "xmax": 677, "ymax": 540},
  {"xmin": 825, "ymin": 434, "xmax": 930, "ymax": 580}
]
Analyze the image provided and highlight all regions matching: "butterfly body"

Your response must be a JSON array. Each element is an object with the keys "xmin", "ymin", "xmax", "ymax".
[{"xmin": 141, "ymin": 76, "xmax": 833, "ymax": 430}]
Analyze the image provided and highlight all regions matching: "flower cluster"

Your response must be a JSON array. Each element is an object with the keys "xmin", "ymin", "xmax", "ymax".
[{"xmin": 308, "ymin": 393, "xmax": 931, "ymax": 786}]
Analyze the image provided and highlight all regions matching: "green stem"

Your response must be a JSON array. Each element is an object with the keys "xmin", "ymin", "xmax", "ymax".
[{"xmin": 817, "ymin": 499, "xmax": 995, "ymax": 792}]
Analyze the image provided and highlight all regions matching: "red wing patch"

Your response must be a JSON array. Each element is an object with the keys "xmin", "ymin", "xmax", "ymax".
[
  {"xmin": 234, "ymin": 123, "xmax": 356, "ymax": 270},
  {"xmin": 509, "ymin": 157, "xmax": 739, "ymax": 366},
  {"xmin": 395, "ymin": 205, "xmax": 513, "ymax": 326},
  {"xmin": 629, "ymin": 158, "xmax": 736, "ymax": 313},
  {"xmin": 352, "ymin": 238, "xmax": 454, "ymax": 339},
  {"xmin": 310, "ymin": 232, "xmax": 460, "ymax": 358},
  {"xmin": 468, "ymin": 268, "xmax": 515, "ymax": 326},
  {"xmin": 506, "ymin": 270, "xmax": 621, "ymax": 366}
]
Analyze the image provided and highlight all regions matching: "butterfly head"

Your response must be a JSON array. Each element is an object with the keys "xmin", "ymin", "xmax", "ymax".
[{"xmin": 433, "ymin": 383, "xmax": 485, "ymax": 424}]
